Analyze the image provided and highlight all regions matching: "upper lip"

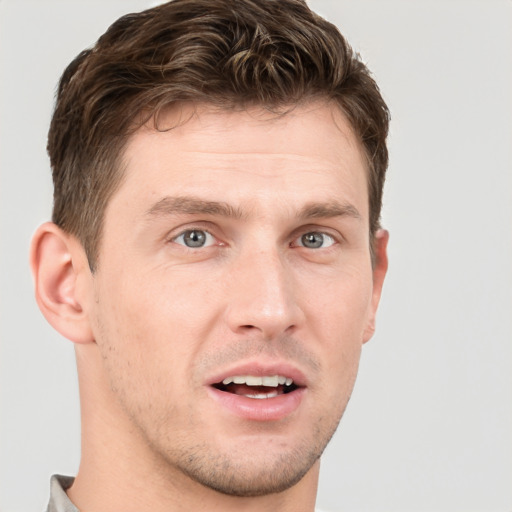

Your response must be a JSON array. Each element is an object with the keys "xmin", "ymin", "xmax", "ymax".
[{"xmin": 205, "ymin": 360, "xmax": 308, "ymax": 388}]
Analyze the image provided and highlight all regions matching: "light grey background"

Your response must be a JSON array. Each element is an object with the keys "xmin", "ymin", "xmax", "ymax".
[{"xmin": 1, "ymin": 1, "xmax": 511, "ymax": 511}]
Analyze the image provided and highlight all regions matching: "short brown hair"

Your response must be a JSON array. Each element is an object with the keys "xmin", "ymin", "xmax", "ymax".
[{"xmin": 48, "ymin": 0, "xmax": 390, "ymax": 270}]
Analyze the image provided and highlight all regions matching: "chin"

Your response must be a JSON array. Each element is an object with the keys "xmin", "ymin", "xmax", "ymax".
[
  {"xmin": 176, "ymin": 444, "xmax": 321, "ymax": 497},
  {"xmin": 162, "ymin": 414, "xmax": 342, "ymax": 497}
]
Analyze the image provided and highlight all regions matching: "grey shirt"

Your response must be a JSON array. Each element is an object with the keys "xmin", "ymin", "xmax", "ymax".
[{"xmin": 46, "ymin": 475, "xmax": 78, "ymax": 512}]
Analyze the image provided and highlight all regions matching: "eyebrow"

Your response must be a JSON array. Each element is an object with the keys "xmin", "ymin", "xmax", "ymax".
[
  {"xmin": 297, "ymin": 201, "xmax": 362, "ymax": 221},
  {"xmin": 145, "ymin": 195, "xmax": 361, "ymax": 221},
  {"xmin": 145, "ymin": 196, "xmax": 246, "ymax": 219}
]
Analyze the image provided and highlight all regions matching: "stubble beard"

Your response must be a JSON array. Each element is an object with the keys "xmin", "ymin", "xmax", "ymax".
[
  {"xmin": 138, "ymin": 401, "xmax": 348, "ymax": 498},
  {"xmin": 172, "ymin": 444, "xmax": 321, "ymax": 497},
  {"xmin": 97, "ymin": 325, "xmax": 357, "ymax": 498}
]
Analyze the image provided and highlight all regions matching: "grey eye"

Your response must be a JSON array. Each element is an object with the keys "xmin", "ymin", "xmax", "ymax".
[
  {"xmin": 174, "ymin": 229, "xmax": 214, "ymax": 248},
  {"xmin": 299, "ymin": 232, "xmax": 335, "ymax": 249}
]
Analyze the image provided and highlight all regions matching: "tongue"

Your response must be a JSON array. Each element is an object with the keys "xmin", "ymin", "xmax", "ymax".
[{"xmin": 229, "ymin": 384, "xmax": 283, "ymax": 396}]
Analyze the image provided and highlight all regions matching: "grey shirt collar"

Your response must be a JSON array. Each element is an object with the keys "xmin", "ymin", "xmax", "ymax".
[{"xmin": 46, "ymin": 475, "xmax": 79, "ymax": 512}]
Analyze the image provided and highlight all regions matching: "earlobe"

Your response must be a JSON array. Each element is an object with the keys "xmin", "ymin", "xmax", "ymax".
[
  {"xmin": 363, "ymin": 229, "xmax": 389, "ymax": 343},
  {"xmin": 30, "ymin": 222, "xmax": 94, "ymax": 344}
]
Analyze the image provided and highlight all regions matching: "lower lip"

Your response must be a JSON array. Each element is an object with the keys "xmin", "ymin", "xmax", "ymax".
[{"xmin": 207, "ymin": 386, "xmax": 306, "ymax": 421}]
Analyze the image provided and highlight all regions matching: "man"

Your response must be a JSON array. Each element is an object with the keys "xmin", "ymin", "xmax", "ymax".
[{"xmin": 30, "ymin": 0, "xmax": 389, "ymax": 510}]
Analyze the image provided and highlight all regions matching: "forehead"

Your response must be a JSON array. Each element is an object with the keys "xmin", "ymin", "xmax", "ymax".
[
  {"xmin": 133, "ymin": 101, "xmax": 364, "ymax": 164},
  {"xmin": 114, "ymin": 101, "xmax": 368, "ymax": 219}
]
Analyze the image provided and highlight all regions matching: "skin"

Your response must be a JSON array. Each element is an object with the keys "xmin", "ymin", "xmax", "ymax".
[{"xmin": 31, "ymin": 101, "xmax": 388, "ymax": 512}]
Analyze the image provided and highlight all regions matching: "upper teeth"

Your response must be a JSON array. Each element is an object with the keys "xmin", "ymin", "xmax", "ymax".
[{"xmin": 222, "ymin": 375, "xmax": 293, "ymax": 387}]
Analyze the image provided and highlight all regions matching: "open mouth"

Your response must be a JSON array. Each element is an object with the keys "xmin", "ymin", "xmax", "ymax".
[{"xmin": 212, "ymin": 374, "xmax": 299, "ymax": 399}]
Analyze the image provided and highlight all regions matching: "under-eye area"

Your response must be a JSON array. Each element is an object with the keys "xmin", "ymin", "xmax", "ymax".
[{"xmin": 212, "ymin": 375, "xmax": 299, "ymax": 399}]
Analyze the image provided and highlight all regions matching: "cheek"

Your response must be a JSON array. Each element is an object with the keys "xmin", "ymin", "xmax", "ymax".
[
  {"xmin": 88, "ymin": 273, "xmax": 185, "ymax": 423},
  {"xmin": 304, "ymin": 266, "xmax": 372, "ymax": 389},
  {"xmin": 90, "ymin": 264, "xmax": 223, "ymax": 375},
  {"xmin": 305, "ymin": 265, "xmax": 373, "ymax": 339}
]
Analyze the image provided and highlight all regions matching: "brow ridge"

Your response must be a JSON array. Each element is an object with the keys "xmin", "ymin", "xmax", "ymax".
[
  {"xmin": 145, "ymin": 196, "xmax": 246, "ymax": 219},
  {"xmin": 298, "ymin": 201, "xmax": 361, "ymax": 220},
  {"xmin": 145, "ymin": 195, "xmax": 361, "ymax": 222}
]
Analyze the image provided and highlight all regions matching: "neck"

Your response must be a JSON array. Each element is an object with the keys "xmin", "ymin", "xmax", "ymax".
[{"xmin": 69, "ymin": 344, "xmax": 320, "ymax": 512}]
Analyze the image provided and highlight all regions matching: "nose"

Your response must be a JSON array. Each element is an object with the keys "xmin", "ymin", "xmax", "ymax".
[{"xmin": 224, "ymin": 247, "xmax": 305, "ymax": 339}]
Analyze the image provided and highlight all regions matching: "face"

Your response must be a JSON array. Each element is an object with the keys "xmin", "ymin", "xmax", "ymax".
[{"xmin": 84, "ymin": 102, "xmax": 386, "ymax": 496}]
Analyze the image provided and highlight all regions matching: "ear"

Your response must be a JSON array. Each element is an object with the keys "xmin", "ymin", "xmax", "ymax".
[
  {"xmin": 30, "ymin": 222, "xmax": 94, "ymax": 344},
  {"xmin": 363, "ymin": 229, "xmax": 389, "ymax": 343}
]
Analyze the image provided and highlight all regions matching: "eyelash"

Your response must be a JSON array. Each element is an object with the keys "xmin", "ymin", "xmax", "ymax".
[
  {"xmin": 291, "ymin": 231, "xmax": 337, "ymax": 249},
  {"xmin": 170, "ymin": 228, "xmax": 218, "ymax": 248},
  {"xmin": 169, "ymin": 226, "xmax": 340, "ymax": 251}
]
